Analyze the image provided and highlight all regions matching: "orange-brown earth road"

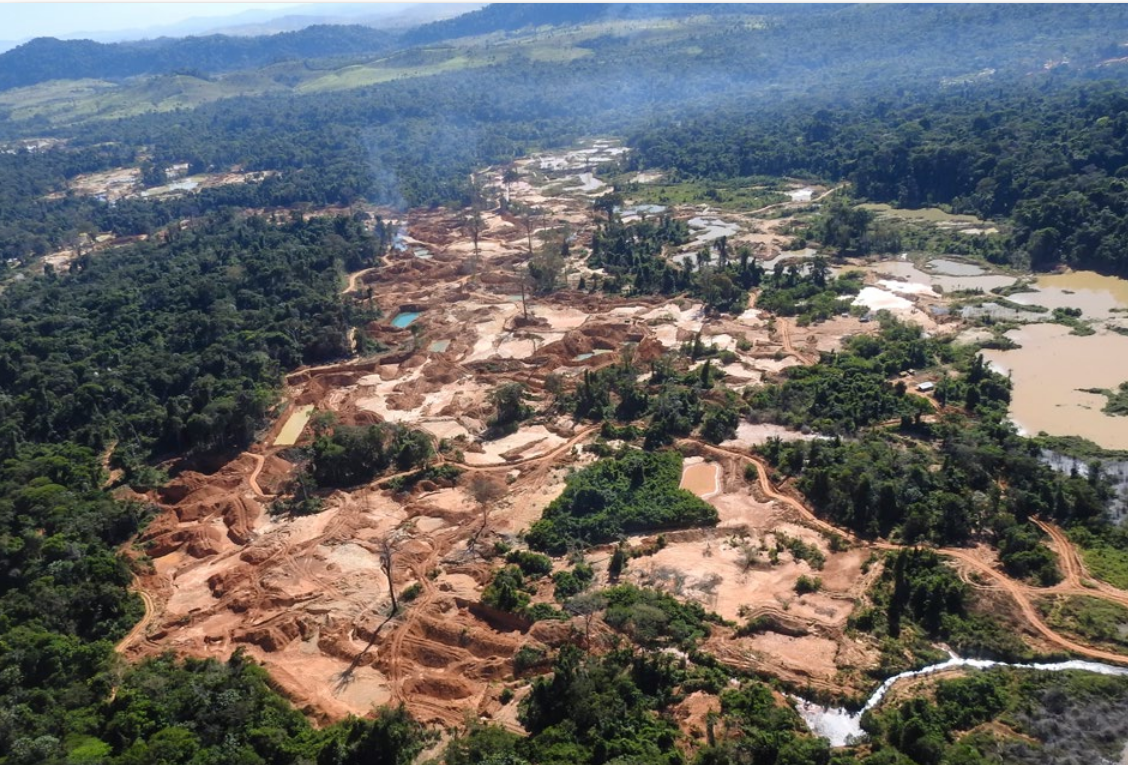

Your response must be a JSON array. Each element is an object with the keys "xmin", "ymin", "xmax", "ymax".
[{"xmin": 692, "ymin": 440, "xmax": 1128, "ymax": 665}]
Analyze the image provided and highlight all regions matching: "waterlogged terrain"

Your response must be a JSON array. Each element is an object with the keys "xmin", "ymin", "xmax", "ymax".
[
  {"xmin": 861, "ymin": 256, "xmax": 1128, "ymax": 449},
  {"xmin": 1010, "ymin": 270, "xmax": 1128, "ymax": 321},
  {"xmin": 983, "ymin": 325, "xmax": 1128, "ymax": 448},
  {"xmin": 980, "ymin": 272, "xmax": 1128, "ymax": 448}
]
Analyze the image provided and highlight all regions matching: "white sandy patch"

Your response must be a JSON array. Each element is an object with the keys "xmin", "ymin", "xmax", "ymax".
[
  {"xmin": 877, "ymin": 279, "xmax": 937, "ymax": 296},
  {"xmin": 325, "ymin": 543, "xmax": 381, "ymax": 574},
  {"xmin": 750, "ymin": 356, "xmax": 803, "ymax": 374},
  {"xmin": 464, "ymin": 425, "xmax": 566, "ymax": 466},
  {"xmin": 420, "ymin": 419, "xmax": 471, "ymax": 441},
  {"xmin": 535, "ymin": 305, "xmax": 590, "ymax": 330},
  {"xmin": 722, "ymin": 422, "xmax": 817, "ymax": 451},
  {"xmin": 706, "ymin": 333, "xmax": 737, "ymax": 352},
  {"xmin": 853, "ymin": 287, "xmax": 914, "ymax": 314}
]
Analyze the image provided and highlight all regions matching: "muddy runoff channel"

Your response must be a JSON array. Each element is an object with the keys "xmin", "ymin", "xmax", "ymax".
[{"xmin": 795, "ymin": 655, "xmax": 1128, "ymax": 746}]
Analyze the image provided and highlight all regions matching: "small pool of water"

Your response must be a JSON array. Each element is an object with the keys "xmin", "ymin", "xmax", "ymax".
[
  {"xmin": 391, "ymin": 311, "xmax": 421, "ymax": 329},
  {"xmin": 687, "ymin": 215, "xmax": 740, "ymax": 245},
  {"xmin": 619, "ymin": 203, "xmax": 668, "ymax": 219},
  {"xmin": 927, "ymin": 258, "xmax": 985, "ymax": 276},
  {"xmin": 573, "ymin": 349, "xmax": 612, "ymax": 361},
  {"xmin": 414, "ymin": 248, "xmax": 432, "ymax": 259},
  {"xmin": 680, "ymin": 461, "xmax": 720, "ymax": 498},
  {"xmin": 428, "ymin": 339, "xmax": 450, "ymax": 353}
]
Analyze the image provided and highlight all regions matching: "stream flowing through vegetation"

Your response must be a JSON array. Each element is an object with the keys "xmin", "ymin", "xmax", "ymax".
[{"xmin": 795, "ymin": 655, "xmax": 1128, "ymax": 746}]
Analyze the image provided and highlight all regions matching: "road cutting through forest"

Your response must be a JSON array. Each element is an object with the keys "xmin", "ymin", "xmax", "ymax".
[{"xmin": 694, "ymin": 440, "xmax": 1128, "ymax": 665}]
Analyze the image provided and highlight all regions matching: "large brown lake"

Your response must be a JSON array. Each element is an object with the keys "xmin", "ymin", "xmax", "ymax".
[{"xmin": 982, "ymin": 271, "xmax": 1128, "ymax": 449}]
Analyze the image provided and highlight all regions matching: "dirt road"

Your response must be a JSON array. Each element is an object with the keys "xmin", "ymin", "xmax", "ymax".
[
  {"xmin": 245, "ymin": 451, "xmax": 272, "ymax": 498},
  {"xmin": 116, "ymin": 576, "xmax": 157, "ymax": 654},
  {"xmin": 690, "ymin": 439, "xmax": 1128, "ymax": 666}
]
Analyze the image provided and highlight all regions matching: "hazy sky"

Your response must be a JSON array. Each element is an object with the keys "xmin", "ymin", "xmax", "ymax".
[{"xmin": 3, "ymin": 3, "xmax": 303, "ymax": 41}]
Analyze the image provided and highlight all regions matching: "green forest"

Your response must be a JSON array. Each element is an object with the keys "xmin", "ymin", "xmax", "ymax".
[{"xmin": 629, "ymin": 81, "xmax": 1128, "ymax": 274}]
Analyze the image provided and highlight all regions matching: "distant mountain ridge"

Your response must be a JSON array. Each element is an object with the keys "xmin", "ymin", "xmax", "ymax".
[
  {"xmin": 0, "ymin": 3, "xmax": 827, "ymax": 92},
  {"xmin": 401, "ymin": 3, "xmax": 831, "ymax": 45},
  {"xmin": 0, "ymin": 25, "xmax": 396, "ymax": 91}
]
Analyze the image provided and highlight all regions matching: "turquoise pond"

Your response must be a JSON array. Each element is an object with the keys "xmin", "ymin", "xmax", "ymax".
[
  {"xmin": 428, "ymin": 339, "xmax": 450, "ymax": 352},
  {"xmin": 391, "ymin": 311, "xmax": 421, "ymax": 329}
]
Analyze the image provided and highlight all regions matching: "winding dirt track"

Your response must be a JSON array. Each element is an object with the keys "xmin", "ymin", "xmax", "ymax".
[
  {"xmin": 245, "ymin": 451, "xmax": 272, "ymax": 498},
  {"xmin": 775, "ymin": 317, "xmax": 813, "ymax": 365},
  {"xmin": 342, "ymin": 267, "xmax": 378, "ymax": 295},
  {"xmin": 387, "ymin": 542, "xmax": 442, "ymax": 705},
  {"xmin": 116, "ymin": 576, "xmax": 157, "ymax": 654},
  {"xmin": 691, "ymin": 440, "xmax": 1128, "ymax": 666},
  {"xmin": 1032, "ymin": 517, "xmax": 1128, "ymax": 608}
]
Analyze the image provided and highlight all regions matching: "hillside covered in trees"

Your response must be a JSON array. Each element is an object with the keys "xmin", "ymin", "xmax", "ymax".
[{"xmin": 629, "ymin": 80, "xmax": 1128, "ymax": 274}]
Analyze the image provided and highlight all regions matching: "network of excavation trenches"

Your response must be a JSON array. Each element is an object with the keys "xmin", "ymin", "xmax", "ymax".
[{"xmin": 118, "ymin": 141, "xmax": 1128, "ymax": 736}]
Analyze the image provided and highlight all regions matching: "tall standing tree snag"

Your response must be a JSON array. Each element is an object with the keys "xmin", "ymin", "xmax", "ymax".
[
  {"xmin": 502, "ymin": 167, "xmax": 520, "ymax": 206},
  {"xmin": 467, "ymin": 474, "xmax": 507, "ymax": 545},
  {"xmin": 380, "ymin": 535, "xmax": 398, "ymax": 615}
]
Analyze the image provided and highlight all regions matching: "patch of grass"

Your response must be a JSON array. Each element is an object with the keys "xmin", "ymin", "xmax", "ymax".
[
  {"xmin": 295, "ymin": 54, "xmax": 485, "ymax": 94},
  {"xmin": 1079, "ymin": 380, "xmax": 1128, "ymax": 417},
  {"xmin": 609, "ymin": 175, "xmax": 789, "ymax": 211},
  {"xmin": 1072, "ymin": 532, "xmax": 1128, "ymax": 590},
  {"xmin": 1037, "ymin": 594, "xmax": 1128, "ymax": 654}
]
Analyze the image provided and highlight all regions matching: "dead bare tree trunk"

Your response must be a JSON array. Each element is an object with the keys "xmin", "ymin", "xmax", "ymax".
[
  {"xmin": 525, "ymin": 212, "xmax": 536, "ymax": 258},
  {"xmin": 380, "ymin": 536, "xmax": 397, "ymax": 615}
]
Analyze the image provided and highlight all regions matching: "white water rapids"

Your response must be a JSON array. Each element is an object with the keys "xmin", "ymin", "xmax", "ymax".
[{"xmin": 794, "ymin": 655, "xmax": 1128, "ymax": 746}]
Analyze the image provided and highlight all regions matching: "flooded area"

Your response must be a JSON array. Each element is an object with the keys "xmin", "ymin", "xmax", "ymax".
[
  {"xmin": 868, "ymin": 258, "xmax": 1018, "ymax": 293},
  {"xmin": 1009, "ymin": 270, "xmax": 1128, "ymax": 321},
  {"xmin": 1042, "ymin": 449, "xmax": 1128, "ymax": 524},
  {"xmin": 619, "ymin": 203, "xmax": 667, "ymax": 222},
  {"xmin": 687, "ymin": 214, "xmax": 741, "ymax": 246},
  {"xmin": 983, "ymin": 323, "xmax": 1128, "ymax": 449},
  {"xmin": 573, "ymin": 349, "xmax": 612, "ymax": 362},
  {"xmin": 274, "ymin": 404, "xmax": 316, "ymax": 447}
]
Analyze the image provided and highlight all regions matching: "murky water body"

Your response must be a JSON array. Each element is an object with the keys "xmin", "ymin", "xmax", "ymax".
[
  {"xmin": 1010, "ymin": 271, "xmax": 1128, "ymax": 321},
  {"xmin": 680, "ymin": 462, "xmax": 720, "ymax": 497},
  {"xmin": 983, "ymin": 323, "xmax": 1128, "ymax": 449}
]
